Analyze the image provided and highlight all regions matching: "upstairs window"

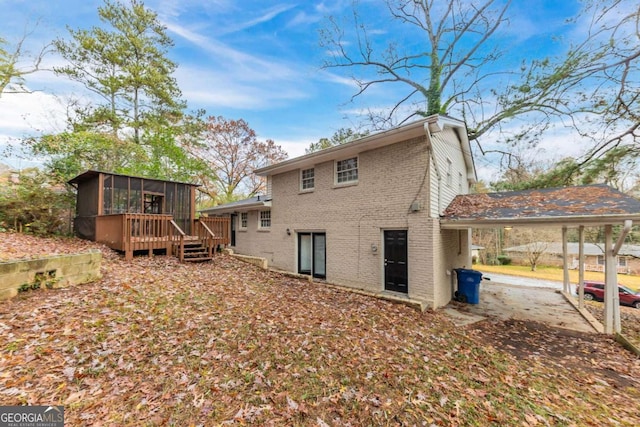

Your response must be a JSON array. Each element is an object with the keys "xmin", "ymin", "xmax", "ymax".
[
  {"xmin": 446, "ymin": 158, "xmax": 452, "ymax": 186},
  {"xmin": 301, "ymin": 168, "xmax": 315, "ymax": 190},
  {"xmin": 336, "ymin": 157, "xmax": 358, "ymax": 184},
  {"xmin": 259, "ymin": 210, "xmax": 271, "ymax": 229}
]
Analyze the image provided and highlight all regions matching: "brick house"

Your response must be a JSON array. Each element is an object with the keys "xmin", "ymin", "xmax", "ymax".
[{"xmin": 202, "ymin": 115, "xmax": 476, "ymax": 309}]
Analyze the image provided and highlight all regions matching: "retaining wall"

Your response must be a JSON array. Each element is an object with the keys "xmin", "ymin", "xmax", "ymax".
[{"xmin": 0, "ymin": 250, "xmax": 102, "ymax": 300}]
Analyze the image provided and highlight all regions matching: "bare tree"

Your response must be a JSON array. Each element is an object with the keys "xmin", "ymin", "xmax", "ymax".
[
  {"xmin": 188, "ymin": 116, "xmax": 288, "ymax": 204},
  {"xmin": 0, "ymin": 27, "xmax": 49, "ymax": 98},
  {"xmin": 321, "ymin": 0, "xmax": 640, "ymax": 163},
  {"xmin": 507, "ymin": 228, "xmax": 558, "ymax": 271},
  {"xmin": 524, "ymin": 241, "xmax": 550, "ymax": 272}
]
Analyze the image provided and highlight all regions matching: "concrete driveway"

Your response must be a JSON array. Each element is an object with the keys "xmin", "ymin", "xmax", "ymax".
[{"xmin": 443, "ymin": 273, "xmax": 601, "ymax": 333}]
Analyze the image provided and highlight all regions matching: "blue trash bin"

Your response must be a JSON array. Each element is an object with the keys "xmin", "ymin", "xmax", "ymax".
[{"xmin": 454, "ymin": 268, "xmax": 483, "ymax": 304}]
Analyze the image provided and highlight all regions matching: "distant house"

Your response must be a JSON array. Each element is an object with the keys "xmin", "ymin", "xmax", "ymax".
[
  {"xmin": 202, "ymin": 115, "xmax": 476, "ymax": 309},
  {"xmin": 68, "ymin": 170, "xmax": 229, "ymax": 262},
  {"xmin": 471, "ymin": 245, "xmax": 484, "ymax": 262},
  {"xmin": 503, "ymin": 242, "xmax": 640, "ymax": 274}
]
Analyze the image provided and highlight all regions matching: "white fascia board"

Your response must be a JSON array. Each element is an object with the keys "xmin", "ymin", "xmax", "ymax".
[
  {"xmin": 254, "ymin": 117, "xmax": 438, "ymax": 177},
  {"xmin": 440, "ymin": 214, "xmax": 640, "ymax": 229},
  {"xmin": 200, "ymin": 201, "xmax": 270, "ymax": 215}
]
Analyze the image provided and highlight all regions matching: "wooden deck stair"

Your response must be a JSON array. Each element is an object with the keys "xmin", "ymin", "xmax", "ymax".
[{"xmin": 179, "ymin": 240, "xmax": 214, "ymax": 262}]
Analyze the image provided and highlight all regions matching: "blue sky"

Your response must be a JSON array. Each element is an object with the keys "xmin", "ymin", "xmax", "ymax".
[{"xmin": 1, "ymin": 0, "xmax": 589, "ymax": 180}]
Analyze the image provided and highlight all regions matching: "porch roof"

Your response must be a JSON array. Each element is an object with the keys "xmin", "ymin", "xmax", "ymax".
[
  {"xmin": 68, "ymin": 170, "xmax": 199, "ymax": 187},
  {"xmin": 440, "ymin": 184, "xmax": 640, "ymax": 229},
  {"xmin": 200, "ymin": 195, "xmax": 271, "ymax": 215}
]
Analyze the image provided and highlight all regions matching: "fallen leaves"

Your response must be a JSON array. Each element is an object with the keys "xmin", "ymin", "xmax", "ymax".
[
  {"xmin": 443, "ymin": 185, "xmax": 637, "ymax": 220},
  {"xmin": 0, "ymin": 231, "xmax": 639, "ymax": 425}
]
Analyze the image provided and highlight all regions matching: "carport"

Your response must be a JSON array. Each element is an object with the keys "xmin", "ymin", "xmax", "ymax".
[{"xmin": 441, "ymin": 184, "xmax": 640, "ymax": 334}]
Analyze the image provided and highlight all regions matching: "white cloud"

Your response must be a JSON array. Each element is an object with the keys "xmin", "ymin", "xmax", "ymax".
[
  {"xmin": 166, "ymin": 21, "xmax": 299, "ymax": 82},
  {"xmin": 0, "ymin": 90, "xmax": 68, "ymax": 168},
  {"xmin": 271, "ymin": 138, "xmax": 310, "ymax": 159},
  {"xmin": 176, "ymin": 65, "xmax": 309, "ymax": 110},
  {"xmin": 288, "ymin": 11, "xmax": 322, "ymax": 27},
  {"xmin": 316, "ymin": 70, "xmax": 358, "ymax": 88},
  {"xmin": 0, "ymin": 91, "xmax": 67, "ymax": 136},
  {"xmin": 220, "ymin": 4, "xmax": 297, "ymax": 35}
]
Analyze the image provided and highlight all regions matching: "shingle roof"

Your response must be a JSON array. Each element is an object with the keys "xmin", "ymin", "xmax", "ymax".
[
  {"xmin": 441, "ymin": 184, "xmax": 640, "ymax": 228},
  {"xmin": 68, "ymin": 170, "xmax": 199, "ymax": 186},
  {"xmin": 200, "ymin": 195, "xmax": 270, "ymax": 214}
]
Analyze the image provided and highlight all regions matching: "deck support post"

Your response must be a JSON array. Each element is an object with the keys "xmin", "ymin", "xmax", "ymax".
[
  {"xmin": 578, "ymin": 226, "xmax": 585, "ymax": 309},
  {"xmin": 603, "ymin": 225, "xmax": 620, "ymax": 334},
  {"xmin": 562, "ymin": 227, "xmax": 569, "ymax": 293}
]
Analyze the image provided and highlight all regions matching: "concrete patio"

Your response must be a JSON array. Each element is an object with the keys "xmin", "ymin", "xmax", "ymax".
[{"xmin": 443, "ymin": 276, "xmax": 602, "ymax": 333}]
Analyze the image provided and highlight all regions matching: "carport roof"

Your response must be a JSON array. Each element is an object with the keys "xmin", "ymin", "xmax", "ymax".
[{"xmin": 440, "ymin": 184, "xmax": 640, "ymax": 229}]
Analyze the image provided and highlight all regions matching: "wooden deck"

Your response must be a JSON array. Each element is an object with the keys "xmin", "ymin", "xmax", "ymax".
[{"xmin": 95, "ymin": 214, "xmax": 230, "ymax": 261}]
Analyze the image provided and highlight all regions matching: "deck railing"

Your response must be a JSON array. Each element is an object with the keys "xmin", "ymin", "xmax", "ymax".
[
  {"xmin": 198, "ymin": 216, "xmax": 231, "ymax": 246},
  {"xmin": 583, "ymin": 264, "xmax": 630, "ymax": 275},
  {"xmin": 94, "ymin": 214, "xmax": 230, "ymax": 261},
  {"xmin": 194, "ymin": 220, "xmax": 215, "ymax": 259},
  {"xmin": 169, "ymin": 219, "xmax": 186, "ymax": 262},
  {"xmin": 96, "ymin": 214, "xmax": 174, "ymax": 260}
]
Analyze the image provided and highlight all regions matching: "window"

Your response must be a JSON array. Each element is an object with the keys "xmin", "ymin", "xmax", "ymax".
[
  {"xmin": 336, "ymin": 157, "xmax": 358, "ymax": 184},
  {"xmin": 240, "ymin": 212, "xmax": 248, "ymax": 229},
  {"xmin": 301, "ymin": 168, "xmax": 314, "ymax": 190},
  {"xmin": 446, "ymin": 158, "xmax": 452, "ymax": 186},
  {"xmin": 597, "ymin": 255, "xmax": 627, "ymax": 267},
  {"xmin": 259, "ymin": 210, "xmax": 271, "ymax": 229},
  {"xmin": 458, "ymin": 172, "xmax": 463, "ymax": 193}
]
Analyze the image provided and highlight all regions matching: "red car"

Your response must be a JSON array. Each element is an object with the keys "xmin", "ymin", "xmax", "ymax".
[{"xmin": 576, "ymin": 280, "xmax": 640, "ymax": 309}]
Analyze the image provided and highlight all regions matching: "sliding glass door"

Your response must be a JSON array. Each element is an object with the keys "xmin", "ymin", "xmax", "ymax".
[{"xmin": 298, "ymin": 232, "xmax": 326, "ymax": 278}]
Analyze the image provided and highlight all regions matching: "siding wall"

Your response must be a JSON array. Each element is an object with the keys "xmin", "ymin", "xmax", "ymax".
[
  {"xmin": 429, "ymin": 128, "xmax": 470, "ymax": 217},
  {"xmin": 231, "ymin": 130, "xmax": 473, "ymax": 308}
]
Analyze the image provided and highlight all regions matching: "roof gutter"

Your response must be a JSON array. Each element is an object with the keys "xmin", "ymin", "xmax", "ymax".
[
  {"xmin": 200, "ymin": 200, "xmax": 271, "ymax": 215},
  {"xmin": 440, "ymin": 214, "xmax": 640, "ymax": 229},
  {"xmin": 254, "ymin": 116, "xmax": 438, "ymax": 177}
]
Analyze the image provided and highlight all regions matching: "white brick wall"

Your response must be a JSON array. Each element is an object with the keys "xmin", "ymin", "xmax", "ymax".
[{"xmin": 233, "ymin": 131, "xmax": 472, "ymax": 308}]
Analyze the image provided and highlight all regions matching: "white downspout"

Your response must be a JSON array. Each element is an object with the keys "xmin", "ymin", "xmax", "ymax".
[
  {"xmin": 424, "ymin": 123, "xmax": 442, "ymax": 215},
  {"xmin": 562, "ymin": 227, "xmax": 569, "ymax": 293},
  {"xmin": 578, "ymin": 226, "xmax": 585, "ymax": 309}
]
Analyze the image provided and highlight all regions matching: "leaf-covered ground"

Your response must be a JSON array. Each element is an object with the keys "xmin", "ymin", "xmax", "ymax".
[{"xmin": 1, "ymin": 232, "xmax": 639, "ymax": 426}]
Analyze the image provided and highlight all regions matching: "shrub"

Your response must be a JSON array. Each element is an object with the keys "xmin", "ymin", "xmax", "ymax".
[
  {"xmin": 497, "ymin": 255, "xmax": 512, "ymax": 265},
  {"xmin": 0, "ymin": 170, "xmax": 74, "ymax": 236}
]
